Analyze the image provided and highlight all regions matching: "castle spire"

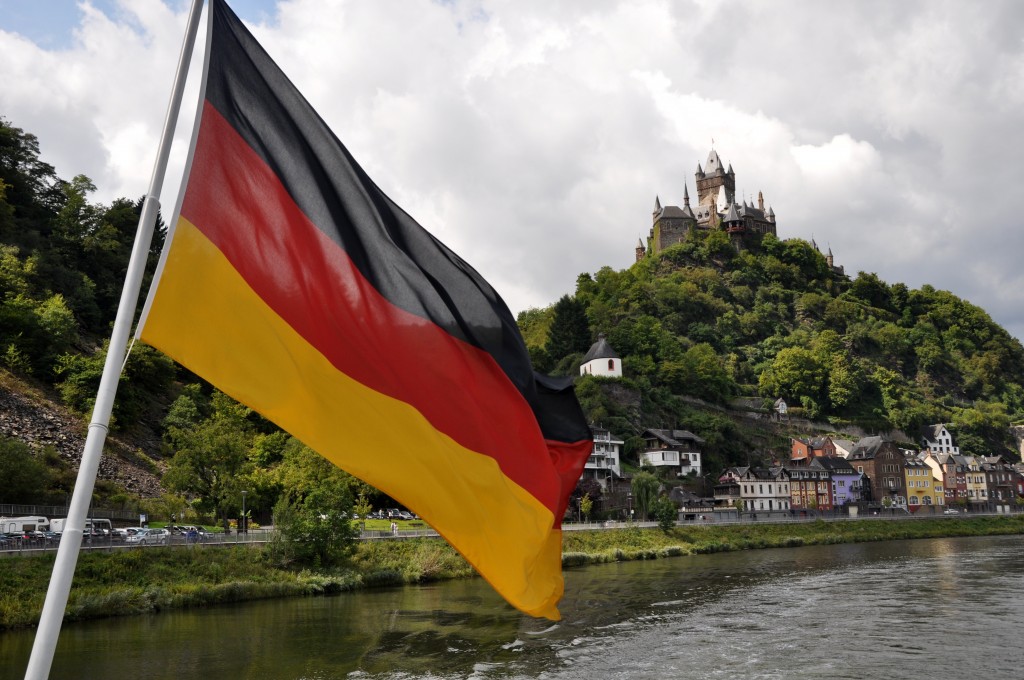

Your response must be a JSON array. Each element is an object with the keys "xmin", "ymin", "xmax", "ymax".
[
  {"xmin": 758, "ymin": 190, "xmax": 764, "ymax": 211},
  {"xmin": 683, "ymin": 184, "xmax": 690, "ymax": 206},
  {"xmin": 653, "ymin": 195, "xmax": 662, "ymax": 215}
]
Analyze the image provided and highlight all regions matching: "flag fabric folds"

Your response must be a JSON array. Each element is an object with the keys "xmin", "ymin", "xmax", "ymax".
[{"xmin": 138, "ymin": 0, "xmax": 592, "ymax": 619}]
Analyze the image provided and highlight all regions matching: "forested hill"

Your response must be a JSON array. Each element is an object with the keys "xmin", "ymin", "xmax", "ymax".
[{"xmin": 518, "ymin": 226, "xmax": 1024, "ymax": 463}]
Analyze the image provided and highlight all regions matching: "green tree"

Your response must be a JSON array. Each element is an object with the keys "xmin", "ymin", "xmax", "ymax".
[
  {"xmin": 354, "ymin": 491, "xmax": 373, "ymax": 531},
  {"xmin": 545, "ymin": 295, "xmax": 590, "ymax": 365},
  {"xmin": 163, "ymin": 392, "xmax": 256, "ymax": 530},
  {"xmin": 0, "ymin": 436, "xmax": 49, "ymax": 503},
  {"xmin": 631, "ymin": 472, "xmax": 660, "ymax": 520},
  {"xmin": 270, "ymin": 439, "xmax": 359, "ymax": 568},
  {"xmin": 579, "ymin": 492, "xmax": 593, "ymax": 523},
  {"xmin": 652, "ymin": 495, "xmax": 677, "ymax": 531},
  {"xmin": 758, "ymin": 347, "xmax": 826, "ymax": 413}
]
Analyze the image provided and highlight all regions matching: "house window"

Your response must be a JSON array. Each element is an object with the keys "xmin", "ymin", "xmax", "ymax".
[{"xmin": 608, "ymin": 359, "xmax": 615, "ymax": 371}]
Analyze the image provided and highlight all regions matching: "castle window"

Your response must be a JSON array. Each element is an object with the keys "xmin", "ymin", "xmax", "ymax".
[{"xmin": 608, "ymin": 359, "xmax": 615, "ymax": 371}]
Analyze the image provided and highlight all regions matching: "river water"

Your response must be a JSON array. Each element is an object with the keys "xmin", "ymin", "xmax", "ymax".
[{"xmin": 3, "ymin": 535, "xmax": 1023, "ymax": 679}]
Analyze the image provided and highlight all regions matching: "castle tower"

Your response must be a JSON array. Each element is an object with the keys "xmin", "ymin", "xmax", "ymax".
[
  {"xmin": 758, "ymin": 190, "xmax": 764, "ymax": 211},
  {"xmin": 696, "ymin": 149, "xmax": 735, "ymax": 208},
  {"xmin": 826, "ymin": 247, "xmax": 834, "ymax": 268},
  {"xmin": 636, "ymin": 238, "xmax": 646, "ymax": 262}
]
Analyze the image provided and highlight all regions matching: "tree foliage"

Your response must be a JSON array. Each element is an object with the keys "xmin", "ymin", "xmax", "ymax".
[
  {"xmin": 631, "ymin": 472, "xmax": 660, "ymax": 520},
  {"xmin": 528, "ymin": 226, "xmax": 1024, "ymax": 461}
]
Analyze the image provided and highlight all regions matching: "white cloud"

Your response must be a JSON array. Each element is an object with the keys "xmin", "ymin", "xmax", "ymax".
[{"xmin": 2, "ymin": 0, "xmax": 1024, "ymax": 341}]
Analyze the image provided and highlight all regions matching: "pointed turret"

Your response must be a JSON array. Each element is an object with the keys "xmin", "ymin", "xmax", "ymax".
[
  {"xmin": 758, "ymin": 190, "xmax": 764, "ymax": 211},
  {"xmin": 768, "ymin": 205, "xmax": 775, "ymax": 222},
  {"xmin": 680, "ymin": 184, "xmax": 695, "ymax": 219},
  {"xmin": 724, "ymin": 201, "xmax": 741, "ymax": 225},
  {"xmin": 696, "ymin": 162, "xmax": 704, "ymax": 177},
  {"xmin": 705, "ymin": 149, "xmax": 723, "ymax": 175},
  {"xmin": 727, "ymin": 163, "xmax": 735, "ymax": 176},
  {"xmin": 653, "ymin": 195, "xmax": 662, "ymax": 219},
  {"xmin": 636, "ymin": 238, "xmax": 647, "ymax": 263}
]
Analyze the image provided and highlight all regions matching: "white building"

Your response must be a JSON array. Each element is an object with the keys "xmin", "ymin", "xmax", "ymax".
[
  {"xmin": 921, "ymin": 424, "xmax": 959, "ymax": 456},
  {"xmin": 639, "ymin": 428, "xmax": 703, "ymax": 477},
  {"xmin": 718, "ymin": 466, "xmax": 791, "ymax": 514},
  {"xmin": 579, "ymin": 333, "xmax": 622, "ymax": 378},
  {"xmin": 582, "ymin": 427, "xmax": 622, "ymax": 490}
]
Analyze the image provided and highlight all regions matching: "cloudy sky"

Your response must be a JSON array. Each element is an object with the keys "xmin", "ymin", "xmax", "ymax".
[{"xmin": 2, "ymin": 0, "xmax": 1023, "ymax": 340}]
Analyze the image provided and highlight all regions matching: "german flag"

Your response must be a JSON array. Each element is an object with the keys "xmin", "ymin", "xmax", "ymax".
[{"xmin": 138, "ymin": 0, "xmax": 591, "ymax": 619}]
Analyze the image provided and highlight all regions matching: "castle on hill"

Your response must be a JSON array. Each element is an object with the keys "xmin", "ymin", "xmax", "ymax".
[{"xmin": 637, "ymin": 148, "xmax": 779, "ymax": 260}]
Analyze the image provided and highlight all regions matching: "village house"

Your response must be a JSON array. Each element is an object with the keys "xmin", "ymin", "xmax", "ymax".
[
  {"xmin": 639, "ymin": 428, "xmax": 704, "ymax": 476},
  {"xmin": 790, "ymin": 436, "xmax": 836, "ymax": 461},
  {"xmin": 832, "ymin": 439, "xmax": 856, "ymax": 458},
  {"xmin": 920, "ymin": 451, "xmax": 962, "ymax": 504},
  {"xmin": 582, "ymin": 426, "xmax": 623, "ymax": 492},
  {"xmin": 921, "ymin": 424, "xmax": 959, "ymax": 456},
  {"xmin": 786, "ymin": 459, "xmax": 833, "ymax": 513},
  {"xmin": 903, "ymin": 456, "xmax": 943, "ymax": 510},
  {"xmin": 717, "ymin": 466, "xmax": 791, "ymax": 517},
  {"xmin": 817, "ymin": 455, "xmax": 863, "ymax": 508},
  {"xmin": 847, "ymin": 437, "xmax": 907, "ymax": 509}
]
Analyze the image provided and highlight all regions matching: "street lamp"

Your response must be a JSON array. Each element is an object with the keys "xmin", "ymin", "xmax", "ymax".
[{"xmin": 241, "ymin": 490, "xmax": 248, "ymax": 539}]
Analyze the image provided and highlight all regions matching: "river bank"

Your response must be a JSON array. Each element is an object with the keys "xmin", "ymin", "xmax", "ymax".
[{"xmin": 3, "ymin": 515, "xmax": 1022, "ymax": 630}]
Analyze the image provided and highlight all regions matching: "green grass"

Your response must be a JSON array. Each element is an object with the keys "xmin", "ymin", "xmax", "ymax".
[{"xmin": 2, "ymin": 515, "xmax": 1022, "ymax": 630}]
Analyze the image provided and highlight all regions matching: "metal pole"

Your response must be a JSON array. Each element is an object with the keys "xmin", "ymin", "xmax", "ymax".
[
  {"xmin": 241, "ymin": 491, "xmax": 247, "ymax": 541},
  {"xmin": 23, "ymin": 2, "xmax": 205, "ymax": 677}
]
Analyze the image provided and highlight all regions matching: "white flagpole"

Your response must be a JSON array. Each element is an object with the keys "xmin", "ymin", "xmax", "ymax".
[{"xmin": 23, "ymin": 1, "xmax": 206, "ymax": 677}]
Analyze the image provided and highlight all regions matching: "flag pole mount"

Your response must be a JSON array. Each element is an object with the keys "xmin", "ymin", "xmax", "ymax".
[{"xmin": 23, "ymin": 1, "xmax": 206, "ymax": 677}]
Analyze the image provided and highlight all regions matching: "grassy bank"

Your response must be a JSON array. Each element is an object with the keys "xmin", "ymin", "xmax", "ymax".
[{"xmin": 2, "ymin": 515, "xmax": 1022, "ymax": 630}]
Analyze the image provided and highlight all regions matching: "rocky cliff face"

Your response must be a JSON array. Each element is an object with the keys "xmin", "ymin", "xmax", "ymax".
[{"xmin": 0, "ymin": 387, "xmax": 164, "ymax": 497}]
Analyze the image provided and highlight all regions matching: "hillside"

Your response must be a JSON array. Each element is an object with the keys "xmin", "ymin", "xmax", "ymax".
[
  {"xmin": 519, "ymin": 227, "xmax": 1024, "ymax": 468},
  {"xmin": 2, "ymin": 113, "xmax": 1022, "ymax": 510}
]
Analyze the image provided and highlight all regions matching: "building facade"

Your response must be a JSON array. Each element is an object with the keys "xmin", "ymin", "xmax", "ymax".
[
  {"xmin": 580, "ymin": 333, "xmax": 623, "ymax": 378},
  {"xmin": 582, "ymin": 426, "xmax": 623, "ymax": 491},
  {"xmin": 640, "ymin": 428, "xmax": 704, "ymax": 476}
]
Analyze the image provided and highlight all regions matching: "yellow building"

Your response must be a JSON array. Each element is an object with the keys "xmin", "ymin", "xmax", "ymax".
[{"xmin": 904, "ymin": 456, "xmax": 943, "ymax": 510}]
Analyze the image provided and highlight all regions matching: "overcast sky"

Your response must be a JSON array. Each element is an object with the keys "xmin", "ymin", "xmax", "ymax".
[{"xmin": 2, "ymin": 0, "xmax": 1023, "ymax": 341}]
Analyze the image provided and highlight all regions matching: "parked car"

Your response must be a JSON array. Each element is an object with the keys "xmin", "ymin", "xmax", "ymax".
[
  {"xmin": 145, "ymin": 528, "xmax": 170, "ymax": 544},
  {"xmin": 943, "ymin": 508, "xmax": 960, "ymax": 514},
  {"xmin": 126, "ymin": 528, "xmax": 169, "ymax": 545}
]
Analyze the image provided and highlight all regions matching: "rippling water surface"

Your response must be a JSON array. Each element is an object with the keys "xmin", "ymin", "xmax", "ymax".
[{"xmin": 3, "ymin": 535, "xmax": 1023, "ymax": 679}]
